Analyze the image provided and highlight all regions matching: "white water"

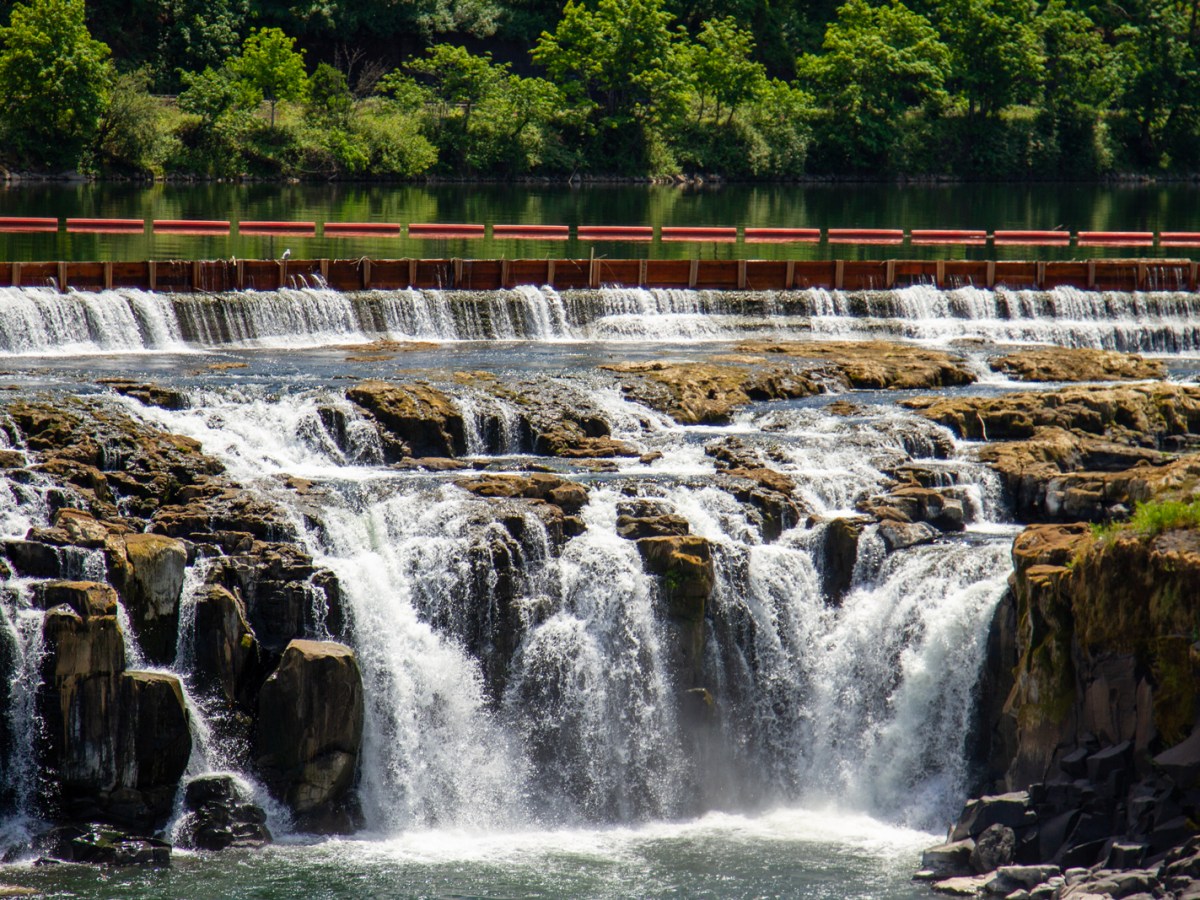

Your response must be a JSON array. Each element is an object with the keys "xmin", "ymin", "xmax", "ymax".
[
  {"xmin": 96, "ymin": 377, "xmax": 1013, "ymax": 838},
  {"xmin": 3, "ymin": 283, "xmax": 1200, "ymax": 353}
]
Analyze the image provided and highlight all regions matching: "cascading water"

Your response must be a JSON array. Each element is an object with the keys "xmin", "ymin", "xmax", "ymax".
[
  {"xmin": 4, "ymin": 283, "xmax": 1200, "ymax": 353},
  {"xmin": 0, "ymin": 275, "xmax": 1124, "ymax": 898}
]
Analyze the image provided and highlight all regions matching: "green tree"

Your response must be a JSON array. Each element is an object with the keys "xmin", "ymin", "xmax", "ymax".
[
  {"xmin": 797, "ymin": 0, "xmax": 949, "ymax": 167},
  {"xmin": 1112, "ymin": 0, "xmax": 1200, "ymax": 167},
  {"xmin": 938, "ymin": 0, "xmax": 1042, "ymax": 118},
  {"xmin": 94, "ymin": 68, "xmax": 166, "ymax": 173},
  {"xmin": 685, "ymin": 17, "xmax": 767, "ymax": 125},
  {"xmin": 307, "ymin": 61, "xmax": 353, "ymax": 125},
  {"xmin": 153, "ymin": 0, "xmax": 247, "ymax": 92},
  {"xmin": 0, "ymin": 0, "xmax": 111, "ymax": 167},
  {"xmin": 231, "ymin": 26, "xmax": 308, "ymax": 128},
  {"xmin": 383, "ymin": 45, "xmax": 571, "ymax": 173},
  {"xmin": 533, "ymin": 0, "xmax": 686, "ymax": 127}
]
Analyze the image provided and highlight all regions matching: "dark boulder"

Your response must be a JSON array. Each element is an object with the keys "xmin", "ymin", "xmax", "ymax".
[{"xmin": 255, "ymin": 640, "xmax": 364, "ymax": 833}]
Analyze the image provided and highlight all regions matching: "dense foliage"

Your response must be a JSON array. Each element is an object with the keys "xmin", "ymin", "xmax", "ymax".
[{"xmin": 0, "ymin": 0, "xmax": 1197, "ymax": 178}]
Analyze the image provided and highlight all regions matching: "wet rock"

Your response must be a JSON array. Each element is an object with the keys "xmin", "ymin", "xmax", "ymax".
[
  {"xmin": 106, "ymin": 533, "xmax": 187, "ymax": 665},
  {"xmin": 456, "ymin": 473, "xmax": 590, "ymax": 516},
  {"xmin": 931, "ymin": 874, "xmax": 991, "ymax": 895},
  {"xmin": 864, "ymin": 485, "xmax": 966, "ymax": 532},
  {"xmin": 192, "ymin": 585, "xmax": 264, "ymax": 709},
  {"xmin": 739, "ymin": 339, "xmax": 976, "ymax": 390},
  {"xmin": 204, "ymin": 543, "xmax": 337, "ymax": 654},
  {"xmin": 0, "ymin": 449, "xmax": 24, "ymax": 468},
  {"xmin": 971, "ymin": 823, "xmax": 1017, "ymax": 873},
  {"xmin": 255, "ymin": 640, "xmax": 364, "ymax": 833},
  {"xmin": 617, "ymin": 514, "xmax": 691, "ymax": 540},
  {"xmin": 346, "ymin": 380, "xmax": 466, "ymax": 459},
  {"xmin": 99, "ymin": 379, "xmax": 190, "ymax": 410},
  {"xmin": 34, "ymin": 581, "xmax": 118, "ymax": 618},
  {"xmin": 990, "ymin": 348, "xmax": 1165, "ymax": 383},
  {"xmin": 715, "ymin": 466, "xmax": 803, "ymax": 541},
  {"xmin": 66, "ymin": 824, "xmax": 171, "ymax": 866},
  {"xmin": 604, "ymin": 360, "xmax": 820, "ymax": 424},
  {"xmin": 952, "ymin": 792, "xmax": 1033, "ymax": 841},
  {"xmin": 922, "ymin": 838, "xmax": 976, "ymax": 876},
  {"xmin": 635, "ymin": 536, "xmax": 715, "ymax": 621},
  {"xmin": 822, "ymin": 517, "xmax": 865, "ymax": 602},
  {"xmin": 178, "ymin": 775, "xmax": 271, "ymax": 851},
  {"xmin": 990, "ymin": 865, "xmax": 1063, "ymax": 892},
  {"xmin": 877, "ymin": 520, "xmax": 940, "ymax": 552},
  {"xmin": 2, "ymin": 539, "xmax": 66, "ymax": 577}
]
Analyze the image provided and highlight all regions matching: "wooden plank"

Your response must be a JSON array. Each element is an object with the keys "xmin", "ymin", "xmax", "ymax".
[
  {"xmin": 688, "ymin": 258, "xmax": 699, "ymax": 289},
  {"xmin": 639, "ymin": 258, "xmax": 648, "ymax": 287},
  {"xmin": 886, "ymin": 259, "xmax": 895, "ymax": 288},
  {"xmin": 785, "ymin": 260, "xmax": 795, "ymax": 289},
  {"xmin": 57, "ymin": 261, "xmax": 67, "ymax": 292},
  {"xmin": 363, "ymin": 258, "xmax": 372, "ymax": 289},
  {"xmin": 408, "ymin": 258, "xmax": 417, "ymax": 287},
  {"xmin": 1036, "ymin": 261, "xmax": 1047, "ymax": 288},
  {"xmin": 935, "ymin": 260, "xmax": 945, "ymax": 287},
  {"xmin": 834, "ymin": 259, "xmax": 844, "ymax": 291},
  {"xmin": 500, "ymin": 258, "xmax": 510, "ymax": 289},
  {"xmin": 11, "ymin": 261, "xmax": 20, "ymax": 288},
  {"xmin": 737, "ymin": 260, "xmax": 747, "ymax": 290},
  {"xmin": 236, "ymin": 259, "xmax": 244, "ymax": 290},
  {"xmin": 1191, "ymin": 261, "xmax": 1198, "ymax": 292},
  {"xmin": 320, "ymin": 259, "xmax": 329, "ymax": 283},
  {"xmin": 452, "ymin": 258, "xmax": 464, "ymax": 287},
  {"xmin": 103, "ymin": 261, "xmax": 113, "ymax": 291},
  {"xmin": 547, "ymin": 259, "xmax": 556, "ymax": 287},
  {"xmin": 986, "ymin": 260, "xmax": 995, "ymax": 289},
  {"xmin": 645, "ymin": 260, "xmax": 692, "ymax": 288},
  {"xmin": 148, "ymin": 260, "xmax": 156, "ymax": 291}
]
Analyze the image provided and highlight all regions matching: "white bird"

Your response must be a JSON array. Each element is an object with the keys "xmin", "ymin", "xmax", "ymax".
[{"xmin": 281, "ymin": 248, "xmax": 291, "ymax": 261}]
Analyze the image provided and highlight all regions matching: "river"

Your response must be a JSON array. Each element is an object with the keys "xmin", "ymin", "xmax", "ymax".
[
  {"xmin": 1, "ymin": 181, "xmax": 1200, "ymax": 261},
  {"xmin": 0, "ymin": 185, "xmax": 1196, "ymax": 898}
]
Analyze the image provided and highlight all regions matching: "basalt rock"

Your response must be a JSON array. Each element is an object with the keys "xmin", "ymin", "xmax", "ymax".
[
  {"xmin": 904, "ymin": 384, "xmax": 1200, "ymax": 446},
  {"xmin": 177, "ymin": 775, "xmax": 271, "ymax": 851},
  {"xmin": 990, "ymin": 348, "xmax": 1166, "ymax": 383},
  {"xmin": 204, "ymin": 542, "xmax": 341, "ymax": 654},
  {"xmin": 346, "ymin": 380, "xmax": 466, "ymax": 459},
  {"xmin": 821, "ymin": 517, "xmax": 866, "ymax": 602},
  {"xmin": 737, "ymin": 339, "xmax": 976, "ymax": 390},
  {"xmin": 39, "ymin": 601, "xmax": 191, "ymax": 830},
  {"xmin": 636, "ymin": 534, "xmax": 714, "ymax": 687},
  {"xmin": 192, "ymin": 585, "xmax": 265, "ymax": 710},
  {"xmin": 862, "ymin": 484, "xmax": 967, "ymax": 532},
  {"xmin": 255, "ymin": 640, "xmax": 364, "ymax": 834},
  {"xmin": 106, "ymin": 533, "xmax": 187, "ymax": 666},
  {"xmin": 62, "ymin": 824, "xmax": 171, "ymax": 866},
  {"xmin": 603, "ymin": 360, "xmax": 820, "ymax": 424},
  {"xmin": 99, "ymin": 379, "xmax": 190, "ymax": 411}
]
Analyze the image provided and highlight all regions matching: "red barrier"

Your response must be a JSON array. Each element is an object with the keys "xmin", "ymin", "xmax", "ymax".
[
  {"xmin": 153, "ymin": 219, "xmax": 231, "ymax": 234},
  {"xmin": 493, "ymin": 224, "xmax": 570, "ymax": 240},
  {"xmin": 993, "ymin": 230, "xmax": 1071, "ymax": 244},
  {"xmin": 827, "ymin": 228, "xmax": 904, "ymax": 244},
  {"xmin": 0, "ymin": 217, "xmax": 57, "ymax": 232},
  {"xmin": 239, "ymin": 221, "xmax": 316, "ymax": 235},
  {"xmin": 911, "ymin": 229, "xmax": 988, "ymax": 245},
  {"xmin": 743, "ymin": 227, "xmax": 821, "ymax": 243},
  {"xmin": 408, "ymin": 223, "xmax": 485, "ymax": 238},
  {"xmin": 1078, "ymin": 231, "xmax": 1154, "ymax": 246},
  {"xmin": 577, "ymin": 226, "xmax": 654, "ymax": 241},
  {"xmin": 661, "ymin": 226, "xmax": 738, "ymax": 242},
  {"xmin": 65, "ymin": 218, "xmax": 144, "ymax": 233},
  {"xmin": 323, "ymin": 222, "xmax": 402, "ymax": 236},
  {"xmin": 1159, "ymin": 232, "xmax": 1200, "ymax": 246}
]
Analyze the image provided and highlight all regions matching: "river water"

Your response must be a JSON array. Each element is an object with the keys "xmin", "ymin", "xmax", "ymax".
[
  {"xmin": 0, "ymin": 185, "xmax": 1196, "ymax": 898},
  {"xmin": 2, "ymin": 181, "xmax": 1200, "ymax": 261}
]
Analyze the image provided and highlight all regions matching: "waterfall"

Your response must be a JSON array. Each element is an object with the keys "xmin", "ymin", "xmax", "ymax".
[{"xmin": 1, "ymin": 284, "xmax": 1199, "ymax": 353}]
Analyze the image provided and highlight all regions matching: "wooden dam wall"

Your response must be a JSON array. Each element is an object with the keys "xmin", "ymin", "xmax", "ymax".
[{"xmin": 0, "ymin": 258, "xmax": 1196, "ymax": 293}]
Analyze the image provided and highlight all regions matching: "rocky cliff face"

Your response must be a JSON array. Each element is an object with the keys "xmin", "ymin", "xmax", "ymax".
[{"xmin": 918, "ymin": 375, "xmax": 1200, "ymax": 897}]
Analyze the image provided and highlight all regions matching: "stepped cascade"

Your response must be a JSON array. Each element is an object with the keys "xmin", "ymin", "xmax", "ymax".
[{"xmin": 0, "ymin": 279, "xmax": 1198, "ymax": 898}]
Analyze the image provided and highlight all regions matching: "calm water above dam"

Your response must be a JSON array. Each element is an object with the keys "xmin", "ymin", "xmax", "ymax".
[{"xmin": 2, "ymin": 181, "xmax": 1200, "ymax": 261}]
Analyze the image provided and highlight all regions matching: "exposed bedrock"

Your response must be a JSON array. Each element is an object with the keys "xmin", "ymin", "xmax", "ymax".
[
  {"xmin": 345, "ymin": 380, "xmax": 466, "ymax": 459},
  {"xmin": 36, "ymin": 586, "xmax": 190, "ymax": 831},
  {"xmin": 254, "ymin": 639, "xmax": 364, "ymax": 834},
  {"xmin": 933, "ymin": 513, "xmax": 1200, "ymax": 895},
  {"xmin": 176, "ymin": 774, "xmax": 271, "ymax": 851},
  {"xmin": 988, "ymin": 347, "xmax": 1166, "ymax": 384},
  {"xmin": 106, "ymin": 533, "xmax": 187, "ymax": 665},
  {"xmin": 905, "ymin": 384, "xmax": 1200, "ymax": 523}
]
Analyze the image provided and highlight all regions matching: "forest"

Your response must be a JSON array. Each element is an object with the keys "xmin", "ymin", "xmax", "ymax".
[{"xmin": 0, "ymin": 0, "xmax": 1195, "ymax": 180}]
